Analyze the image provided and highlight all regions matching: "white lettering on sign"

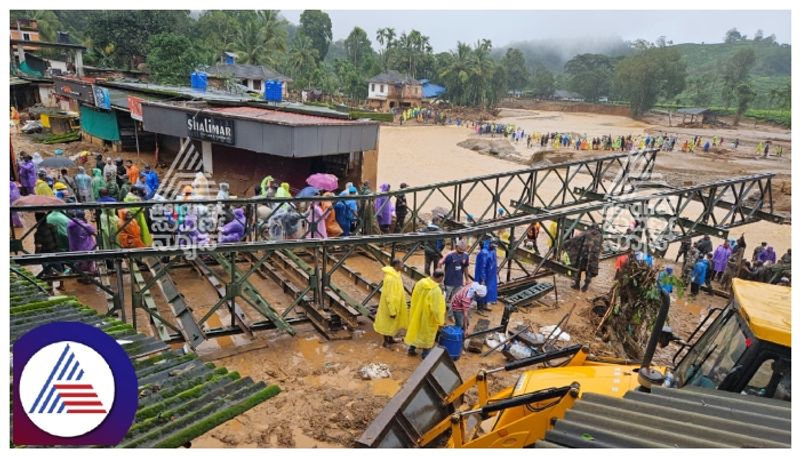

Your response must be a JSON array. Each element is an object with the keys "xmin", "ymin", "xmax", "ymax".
[{"xmin": 186, "ymin": 114, "xmax": 235, "ymax": 145}]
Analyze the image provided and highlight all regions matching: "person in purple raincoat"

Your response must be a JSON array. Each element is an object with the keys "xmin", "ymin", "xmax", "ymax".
[
  {"xmin": 758, "ymin": 246, "xmax": 777, "ymax": 264},
  {"xmin": 375, "ymin": 183, "xmax": 394, "ymax": 233},
  {"xmin": 19, "ymin": 155, "xmax": 37, "ymax": 195},
  {"xmin": 178, "ymin": 214, "xmax": 208, "ymax": 248},
  {"xmin": 219, "ymin": 208, "xmax": 246, "ymax": 243},
  {"xmin": 10, "ymin": 181, "xmax": 23, "ymax": 228},
  {"xmin": 711, "ymin": 240, "xmax": 732, "ymax": 282},
  {"xmin": 67, "ymin": 211, "xmax": 97, "ymax": 278}
]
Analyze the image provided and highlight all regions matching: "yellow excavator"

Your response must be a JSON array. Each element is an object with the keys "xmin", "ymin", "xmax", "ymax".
[{"xmin": 356, "ymin": 278, "xmax": 790, "ymax": 448}]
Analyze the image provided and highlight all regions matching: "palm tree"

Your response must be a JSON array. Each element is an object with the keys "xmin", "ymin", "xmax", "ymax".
[
  {"xmin": 375, "ymin": 27, "xmax": 396, "ymax": 70},
  {"xmin": 288, "ymin": 33, "xmax": 319, "ymax": 89},
  {"xmin": 439, "ymin": 42, "xmax": 473, "ymax": 106},
  {"xmin": 232, "ymin": 11, "xmax": 287, "ymax": 67}
]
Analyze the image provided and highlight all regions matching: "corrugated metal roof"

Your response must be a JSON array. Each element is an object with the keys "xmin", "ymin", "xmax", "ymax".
[
  {"xmin": 368, "ymin": 70, "xmax": 420, "ymax": 85},
  {"xmin": 10, "ymin": 267, "xmax": 279, "ymax": 448},
  {"xmin": 536, "ymin": 386, "xmax": 790, "ymax": 448},
  {"xmin": 98, "ymin": 80, "xmax": 254, "ymax": 103},
  {"xmin": 205, "ymin": 63, "xmax": 289, "ymax": 82},
  {"xmin": 205, "ymin": 105, "xmax": 368, "ymax": 126}
]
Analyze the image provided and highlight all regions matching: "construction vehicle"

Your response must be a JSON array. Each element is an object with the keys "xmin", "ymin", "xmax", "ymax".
[{"xmin": 356, "ymin": 278, "xmax": 790, "ymax": 448}]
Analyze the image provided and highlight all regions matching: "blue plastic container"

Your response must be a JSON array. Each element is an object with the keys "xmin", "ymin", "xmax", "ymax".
[
  {"xmin": 265, "ymin": 80, "xmax": 283, "ymax": 102},
  {"xmin": 439, "ymin": 325, "xmax": 464, "ymax": 360},
  {"xmin": 191, "ymin": 71, "xmax": 208, "ymax": 92}
]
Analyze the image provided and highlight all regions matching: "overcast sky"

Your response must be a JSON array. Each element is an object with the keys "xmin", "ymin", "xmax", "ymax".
[{"xmin": 279, "ymin": 10, "xmax": 791, "ymax": 51}]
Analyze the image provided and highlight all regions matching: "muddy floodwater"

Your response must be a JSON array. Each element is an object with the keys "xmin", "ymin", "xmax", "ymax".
[{"xmin": 15, "ymin": 107, "xmax": 790, "ymax": 448}]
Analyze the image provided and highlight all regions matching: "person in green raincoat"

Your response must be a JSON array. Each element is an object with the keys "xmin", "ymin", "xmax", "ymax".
[
  {"xmin": 91, "ymin": 168, "xmax": 106, "ymax": 200},
  {"xmin": 275, "ymin": 182, "xmax": 292, "ymax": 198},
  {"xmin": 123, "ymin": 188, "xmax": 153, "ymax": 246},
  {"xmin": 46, "ymin": 210, "xmax": 71, "ymax": 252},
  {"xmin": 404, "ymin": 271, "xmax": 446, "ymax": 358},
  {"xmin": 260, "ymin": 175, "xmax": 274, "ymax": 196},
  {"xmin": 98, "ymin": 206, "xmax": 120, "ymax": 249},
  {"xmin": 373, "ymin": 260, "xmax": 409, "ymax": 347}
]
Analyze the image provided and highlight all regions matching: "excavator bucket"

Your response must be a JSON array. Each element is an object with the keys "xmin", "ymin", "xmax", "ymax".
[{"xmin": 355, "ymin": 347, "xmax": 463, "ymax": 448}]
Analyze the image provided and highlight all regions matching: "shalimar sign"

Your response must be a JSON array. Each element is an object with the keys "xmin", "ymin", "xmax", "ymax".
[{"xmin": 186, "ymin": 114, "xmax": 235, "ymax": 145}]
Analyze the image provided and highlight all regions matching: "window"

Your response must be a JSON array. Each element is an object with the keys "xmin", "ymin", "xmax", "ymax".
[
  {"xmin": 675, "ymin": 309, "xmax": 748, "ymax": 389},
  {"xmin": 371, "ymin": 84, "xmax": 375, "ymax": 92},
  {"xmin": 381, "ymin": 84, "xmax": 385, "ymax": 92},
  {"xmin": 744, "ymin": 358, "xmax": 791, "ymax": 399},
  {"xmin": 252, "ymin": 80, "xmax": 262, "ymax": 91},
  {"xmin": 22, "ymin": 32, "xmax": 31, "ymax": 41}
]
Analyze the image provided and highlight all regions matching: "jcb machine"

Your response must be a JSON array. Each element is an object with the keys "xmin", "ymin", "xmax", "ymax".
[{"xmin": 356, "ymin": 278, "xmax": 790, "ymax": 448}]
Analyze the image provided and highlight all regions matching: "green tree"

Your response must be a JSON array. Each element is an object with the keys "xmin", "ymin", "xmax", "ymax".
[
  {"xmin": 687, "ymin": 75, "xmax": 714, "ymax": 107},
  {"xmin": 334, "ymin": 59, "xmax": 367, "ymax": 100},
  {"xmin": 375, "ymin": 27, "xmax": 397, "ymax": 70},
  {"xmin": 769, "ymin": 83, "xmax": 791, "ymax": 109},
  {"xmin": 196, "ymin": 11, "xmax": 243, "ymax": 60},
  {"xmin": 344, "ymin": 26, "xmax": 374, "ymax": 71},
  {"xmin": 11, "ymin": 10, "xmax": 62, "ymax": 41},
  {"xmin": 564, "ymin": 53, "xmax": 615, "ymax": 102},
  {"xmin": 232, "ymin": 12, "xmax": 287, "ymax": 68},
  {"xmin": 614, "ymin": 47, "xmax": 687, "ymax": 118},
  {"xmin": 85, "ymin": 11, "xmax": 192, "ymax": 69},
  {"xmin": 502, "ymin": 48, "xmax": 528, "ymax": 92},
  {"xmin": 287, "ymin": 33, "xmax": 320, "ymax": 89},
  {"xmin": 721, "ymin": 48, "xmax": 757, "ymax": 108},
  {"xmin": 529, "ymin": 67, "xmax": 555, "ymax": 98},
  {"xmin": 299, "ymin": 10, "xmax": 332, "ymax": 63},
  {"xmin": 439, "ymin": 40, "xmax": 499, "ymax": 108},
  {"xmin": 724, "ymin": 28, "xmax": 743, "ymax": 43},
  {"xmin": 734, "ymin": 83, "xmax": 756, "ymax": 125},
  {"xmin": 146, "ymin": 32, "xmax": 203, "ymax": 85}
]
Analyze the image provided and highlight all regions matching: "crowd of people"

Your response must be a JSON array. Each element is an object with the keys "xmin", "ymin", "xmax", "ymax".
[{"xmin": 674, "ymin": 234, "xmax": 790, "ymax": 298}]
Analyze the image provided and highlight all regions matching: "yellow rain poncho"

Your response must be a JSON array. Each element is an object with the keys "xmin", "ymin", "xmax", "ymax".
[
  {"xmin": 403, "ymin": 277, "xmax": 446, "ymax": 349},
  {"xmin": 373, "ymin": 266, "xmax": 409, "ymax": 336}
]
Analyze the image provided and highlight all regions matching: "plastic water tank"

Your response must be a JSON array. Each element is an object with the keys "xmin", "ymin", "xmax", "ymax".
[
  {"xmin": 439, "ymin": 325, "xmax": 464, "ymax": 361},
  {"xmin": 265, "ymin": 80, "xmax": 283, "ymax": 102},
  {"xmin": 191, "ymin": 71, "xmax": 208, "ymax": 92}
]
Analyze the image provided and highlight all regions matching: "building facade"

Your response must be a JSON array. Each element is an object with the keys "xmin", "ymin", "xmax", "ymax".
[
  {"xmin": 366, "ymin": 70, "xmax": 422, "ymax": 111},
  {"xmin": 205, "ymin": 64, "xmax": 291, "ymax": 99}
]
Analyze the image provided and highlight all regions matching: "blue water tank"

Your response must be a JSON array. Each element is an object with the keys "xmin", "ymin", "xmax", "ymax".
[
  {"xmin": 265, "ymin": 80, "xmax": 283, "ymax": 102},
  {"xmin": 439, "ymin": 325, "xmax": 464, "ymax": 360},
  {"xmin": 191, "ymin": 71, "xmax": 208, "ymax": 92}
]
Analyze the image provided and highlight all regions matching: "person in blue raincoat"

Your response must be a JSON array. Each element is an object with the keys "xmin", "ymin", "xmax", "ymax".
[
  {"xmin": 335, "ymin": 184, "xmax": 358, "ymax": 236},
  {"xmin": 474, "ymin": 238, "xmax": 499, "ymax": 313}
]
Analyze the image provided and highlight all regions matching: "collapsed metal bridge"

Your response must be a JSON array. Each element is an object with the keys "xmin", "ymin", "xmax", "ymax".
[{"xmin": 10, "ymin": 150, "xmax": 784, "ymax": 348}]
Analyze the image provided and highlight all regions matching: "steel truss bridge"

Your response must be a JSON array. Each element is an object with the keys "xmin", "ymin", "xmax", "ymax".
[{"xmin": 10, "ymin": 150, "xmax": 784, "ymax": 347}]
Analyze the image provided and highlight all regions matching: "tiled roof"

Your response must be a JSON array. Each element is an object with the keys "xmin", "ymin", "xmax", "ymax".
[{"xmin": 368, "ymin": 70, "xmax": 420, "ymax": 85}]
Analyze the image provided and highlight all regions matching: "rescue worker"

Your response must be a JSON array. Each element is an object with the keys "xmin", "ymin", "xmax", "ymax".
[
  {"xmin": 74, "ymin": 166, "xmax": 93, "ymax": 202},
  {"xmin": 34, "ymin": 170, "xmax": 54, "ymax": 196},
  {"xmin": 565, "ymin": 224, "xmax": 602, "ymax": 292},
  {"xmin": 373, "ymin": 259, "xmax": 409, "ymax": 347},
  {"xmin": 405, "ymin": 270, "xmax": 446, "ymax": 359},
  {"xmin": 450, "ymin": 281, "xmax": 487, "ymax": 332},
  {"xmin": 474, "ymin": 239, "xmax": 498, "ymax": 314},
  {"xmin": 116, "ymin": 210, "xmax": 145, "ymax": 248},
  {"xmin": 19, "ymin": 154, "xmax": 37, "ymax": 195},
  {"xmin": 394, "ymin": 183, "xmax": 409, "ymax": 233},
  {"xmin": 91, "ymin": 168, "xmax": 106, "ymax": 200}
]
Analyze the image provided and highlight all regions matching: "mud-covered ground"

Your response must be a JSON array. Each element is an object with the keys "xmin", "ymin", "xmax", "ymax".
[{"xmin": 12, "ymin": 107, "xmax": 790, "ymax": 448}]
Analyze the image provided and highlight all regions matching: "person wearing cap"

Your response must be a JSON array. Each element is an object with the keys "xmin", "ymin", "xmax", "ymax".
[
  {"xmin": 450, "ymin": 281, "xmax": 487, "ymax": 331},
  {"xmin": 373, "ymin": 259, "xmax": 409, "ymax": 347},
  {"xmin": 34, "ymin": 170, "xmax": 54, "ymax": 197},
  {"xmin": 438, "ymin": 238, "xmax": 470, "ymax": 303},
  {"xmin": 53, "ymin": 181, "xmax": 69, "ymax": 200}
]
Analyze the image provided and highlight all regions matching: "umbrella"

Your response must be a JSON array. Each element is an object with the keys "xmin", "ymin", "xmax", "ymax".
[
  {"xmin": 38, "ymin": 157, "xmax": 77, "ymax": 169},
  {"xmin": 12, "ymin": 195, "xmax": 66, "ymax": 207},
  {"xmin": 296, "ymin": 186, "xmax": 321, "ymax": 198},
  {"xmin": 306, "ymin": 173, "xmax": 339, "ymax": 191}
]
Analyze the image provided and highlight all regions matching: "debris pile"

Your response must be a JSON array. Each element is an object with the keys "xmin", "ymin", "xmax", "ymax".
[
  {"xmin": 594, "ymin": 258, "xmax": 670, "ymax": 360},
  {"xmin": 359, "ymin": 363, "xmax": 391, "ymax": 380}
]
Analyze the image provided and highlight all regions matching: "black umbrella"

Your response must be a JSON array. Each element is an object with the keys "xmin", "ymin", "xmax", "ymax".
[{"xmin": 38, "ymin": 157, "xmax": 77, "ymax": 168}]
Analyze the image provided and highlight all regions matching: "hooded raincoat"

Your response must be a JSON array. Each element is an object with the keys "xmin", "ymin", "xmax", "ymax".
[
  {"xmin": 67, "ymin": 216, "xmax": 97, "ymax": 272},
  {"xmin": 74, "ymin": 167, "xmax": 93, "ymax": 202},
  {"xmin": 91, "ymin": 169, "xmax": 106, "ymax": 200},
  {"xmin": 98, "ymin": 207, "xmax": 119, "ymax": 250},
  {"xmin": 474, "ymin": 240, "xmax": 499, "ymax": 303},
  {"xmin": 373, "ymin": 266, "xmax": 409, "ymax": 336},
  {"xmin": 375, "ymin": 184, "xmax": 394, "ymax": 228},
  {"xmin": 19, "ymin": 160, "xmax": 37, "ymax": 194},
  {"xmin": 116, "ymin": 210, "xmax": 145, "ymax": 248},
  {"xmin": 123, "ymin": 193, "xmax": 152, "ymax": 246},
  {"xmin": 403, "ymin": 277, "xmax": 446, "ymax": 349},
  {"xmin": 305, "ymin": 203, "xmax": 328, "ymax": 239},
  {"xmin": 758, "ymin": 246, "xmax": 777, "ymax": 264},
  {"xmin": 712, "ymin": 244, "xmax": 732, "ymax": 273},
  {"xmin": 320, "ymin": 192, "xmax": 342, "ymax": 237},
  {"xmin": 46, "ymin": 211, "xmax": 70, "ymax": 251},
  {"xmin": 220, "ymin": 208, "xmax": 246, "ymax": 243},
  {"xmin": 35, "ymin": 178, "xmax": 54, "ymax": 197},
  {"xmin": 10, "ymin": 181, "xmax": 23, "ymax": 227}
]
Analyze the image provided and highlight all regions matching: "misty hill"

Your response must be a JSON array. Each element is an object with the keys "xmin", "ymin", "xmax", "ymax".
[{"xmin": 494, "ymin": 36, "xmax": 632, "ymax": 72}]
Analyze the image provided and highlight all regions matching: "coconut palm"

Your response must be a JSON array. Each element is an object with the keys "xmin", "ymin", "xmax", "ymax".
[
  {"xmin": 288, "ymin": 33, "xmax": 320, "ymax": 89},
  {"xmin": 232, "ymin": 10, "xmax": 287, "ymax": 67}
]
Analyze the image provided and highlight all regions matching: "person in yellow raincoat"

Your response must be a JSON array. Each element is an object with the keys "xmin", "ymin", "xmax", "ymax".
[
  {"xmin": 35, "ymin": 171, "xmax": 54, "ymax": 197},
  {"xmin": 404, "ymin": 270, "xmax": 446, "ymax": 358},
  {"xmin": 373, "ymin": 259, "xmax": 409, "ymax": 347}
]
